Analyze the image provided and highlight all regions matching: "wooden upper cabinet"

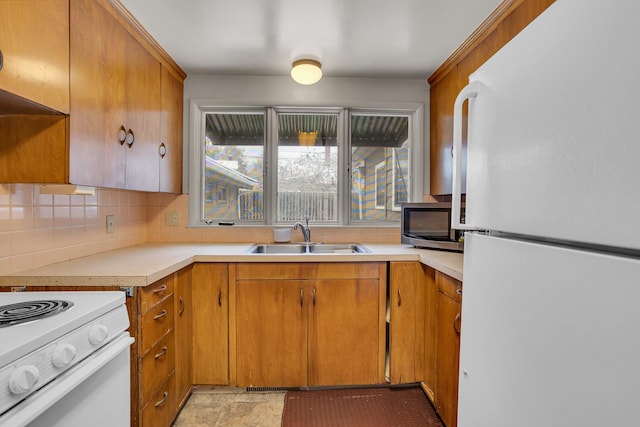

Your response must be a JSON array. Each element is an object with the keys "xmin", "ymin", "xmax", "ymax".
[
  {"xmin": 70, "ymin": 0, "xmax": 127, "ymax": 188},
  {"xmin": 0, "ymin": 0, "xmax": 185, "ymax": 191},
  {"xmin": 428, "ymin": 0, "xmax": 555, "ymax": 196},
  {"xmin": 70, "ymin": 0, "xmax": 161, "ymax": 191},
  {"xmin": 0, "ymin": 0, "xmax": 69, "ymax": 113},
  {"xmin": 123, "ymin": 32, "xmax": 161, "ymax": 192},
  {"xmin": 159, "ymin": 67, "xmax": 184, "ymax": 194}
]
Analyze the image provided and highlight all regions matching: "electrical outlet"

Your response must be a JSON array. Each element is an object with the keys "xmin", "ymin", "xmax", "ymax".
[
  {"xmin": 106, "ymin": 215, "xmax": 115, "ymax": 233},
  {"xmin": 165, "ymin": 211, "xmax": 180, "ymax": 226}
]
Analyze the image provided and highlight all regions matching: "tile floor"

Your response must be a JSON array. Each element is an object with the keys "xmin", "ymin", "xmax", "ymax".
[{"xmin": 172, "ymin": 388, "xmax": 285, "ymax": 427}]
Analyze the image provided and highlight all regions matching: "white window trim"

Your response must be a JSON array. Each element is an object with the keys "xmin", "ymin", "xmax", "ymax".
[
  {"xmin": 187, "ymin": 100, "xmax": 424, "ymax": 227},
  {"xmin": 374, "ymin": 161, "xmax": 386, "ymax": 210}
]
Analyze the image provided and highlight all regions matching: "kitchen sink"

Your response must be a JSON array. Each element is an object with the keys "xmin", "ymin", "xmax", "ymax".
[
  {"xmin": 246, "ymin": 243, "xmax": 371, "ymax": 254},
  {"xmin": 247, "ymin": 244, "xmax": 308, "ymax": 254}
]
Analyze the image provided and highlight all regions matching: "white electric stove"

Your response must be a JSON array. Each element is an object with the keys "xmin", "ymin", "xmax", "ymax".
[{"xmin": 0, "ymin": 291, "xmax": 134, "ymax": 427}]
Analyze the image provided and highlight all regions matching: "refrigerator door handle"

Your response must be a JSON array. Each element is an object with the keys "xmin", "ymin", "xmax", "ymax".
[{"xmin": 452, "ymin": 80, "xmax": 487, "ymax": 230}]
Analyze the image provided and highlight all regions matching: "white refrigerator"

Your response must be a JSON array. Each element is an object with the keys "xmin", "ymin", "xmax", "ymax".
[{"xmin": 451, "ymin": 0, "xmax": 640, "ymax": 426}]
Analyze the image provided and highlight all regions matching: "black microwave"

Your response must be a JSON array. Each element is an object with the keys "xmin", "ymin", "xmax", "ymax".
[{"xmin": 400, "ymin": 202, "xmax": 465, "ymax": 252}]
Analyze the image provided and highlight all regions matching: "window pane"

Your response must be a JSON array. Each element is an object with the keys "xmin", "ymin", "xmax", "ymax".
[
  {"xmin": 277, "ymin": 113, "xmax": 338, "ymax": 222},
  {"xmin": 203, "ymin": 112, "xmax": 264, "ymax": 221},
  {"xmin": 351, "ymin": 115, "xmax": 409, "ymax": 221}
]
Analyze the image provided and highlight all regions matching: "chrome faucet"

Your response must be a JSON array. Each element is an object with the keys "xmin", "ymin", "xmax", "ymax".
[{"xmin": 293, "ymin": 219, "xmax": 311, "ymax": 243}]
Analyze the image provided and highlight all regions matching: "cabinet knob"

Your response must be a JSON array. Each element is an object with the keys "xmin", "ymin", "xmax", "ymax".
[
  {"xmin": 454, "ymin": 313, "xmax": 461, "ymax": 335},
  {"xmin": 159, "ymin": 142, "xmax": 167, "ymax": 158},
  {"xmin": 179, "ymin": 297, "xmax": 185, "ymax": 315}
]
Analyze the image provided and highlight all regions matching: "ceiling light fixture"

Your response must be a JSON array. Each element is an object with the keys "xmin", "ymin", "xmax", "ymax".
[{"xmin": 291, "ymin": 59, "xmax": 322, "ymax": 85}]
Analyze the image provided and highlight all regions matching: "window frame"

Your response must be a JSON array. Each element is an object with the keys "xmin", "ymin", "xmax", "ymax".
[{"xmin": 188, "ymin": 103, "xmax": 423, "ymax": 227}]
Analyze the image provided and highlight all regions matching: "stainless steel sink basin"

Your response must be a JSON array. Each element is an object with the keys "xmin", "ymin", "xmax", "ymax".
[
  {"xmin": 307, "ymin": 243, "xmax": 371, "ymax": 253},
  {"xmin": 246, "ymin": 243, "xmax": 371, "ymax": 254},
  {"xmin": 247, "ymin": 244, "xmax": 308, "ymax": 254}
]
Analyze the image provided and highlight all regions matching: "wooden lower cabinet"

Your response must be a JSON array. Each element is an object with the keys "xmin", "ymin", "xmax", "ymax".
[
  {"xmin": 141, "ymin": 373, "xmax": 176, "ymax": 427},
  {"xmin": 235, "ymin": 277, "xmax": 307, "ymax": 386},
  {"xmin": 174, "ymin": 266, "xmax": 193, "ymax": 410},
  {"xmin": 192, "ymin": 263, "xmax": 230, "ymax": 385},
  {"xmin": 234, "ymin": 262, "xmax": 386, "ymax": 387},
  {"xmin": 435, "ymin": 271, "xmax": 463, "ymax": 427},
  {"xmin": 388, "ymin": 262, "xmax": 426, "ymax": 384}
]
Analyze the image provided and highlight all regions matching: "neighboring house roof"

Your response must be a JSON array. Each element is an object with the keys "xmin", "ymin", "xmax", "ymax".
[{"xmin": 205, "ymin": 157, "xmax": 259, "ymax": 189}]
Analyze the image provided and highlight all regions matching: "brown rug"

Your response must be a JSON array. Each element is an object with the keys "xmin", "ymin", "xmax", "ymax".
[{"xmin": 281, "ymin": 386, "xmax": 444, "ymax": 427}]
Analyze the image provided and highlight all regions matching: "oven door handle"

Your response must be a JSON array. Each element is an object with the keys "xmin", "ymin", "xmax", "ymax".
[{"xmin": 0, "ymin": 333, "xmax": 134, "ymax": 427}]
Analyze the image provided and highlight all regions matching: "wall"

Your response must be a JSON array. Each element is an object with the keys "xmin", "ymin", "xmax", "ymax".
[{"xmin": 0, "ymin": 184, "xmax": 147, "ymax": 275}]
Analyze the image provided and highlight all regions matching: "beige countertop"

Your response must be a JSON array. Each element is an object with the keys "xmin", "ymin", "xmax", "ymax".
[{"xmin": 0, "ymin": 243, "xmax": 463, "ymax": 287}]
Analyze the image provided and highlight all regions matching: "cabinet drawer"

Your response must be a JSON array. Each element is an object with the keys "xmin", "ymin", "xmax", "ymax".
[
  {"xmin": 140, "ymin": 295, "xmax": 174, "ymax": 353},
  {"xmin": 141, "ymin": 331, "xmax": 175, "ymax": 406},
  {"xmin": 313, "ymin": 262, "xmax": 381, "ymax": 279},
  {"xmin": 234, "ymin": 263, "xmax": 306, "ymax": 280},
  {"xmin": 437, "ymin": 272, "xmax": 462, "ymax": 303},
  {"xmin": 141, "ymin": 276, "xmax": 174, "ymax": 313},
  {"xmin": 141, "ymin": 372, "xmax": 176, "ymax": 427}
]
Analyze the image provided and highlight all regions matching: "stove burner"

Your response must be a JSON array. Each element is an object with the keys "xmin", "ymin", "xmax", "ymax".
[{"xmin": 0, "ymin": 300, "xmax": 74, "ymax": 328}]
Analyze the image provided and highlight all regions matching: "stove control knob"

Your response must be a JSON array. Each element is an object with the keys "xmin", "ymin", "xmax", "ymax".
[
  {"xmin": 89, "ymin": 324, "xmax": 109, "ymax": 345},
  {"xmin": 9, "ymin": 365, "xmax": 40, "ymax": 395},
  {"xmin": 52, "ymin": 343, "xmax": 77, "ymax": 368}
]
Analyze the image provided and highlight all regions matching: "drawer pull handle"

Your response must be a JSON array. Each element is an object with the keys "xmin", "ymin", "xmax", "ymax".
[
  {"xmin": 154, "ymin": 346, "xmax": 168, "ymax": 360},
  {"xmin": 454, "ymin": 313, "xmax": 461, "ymax": 335},
  {"xmin": 300, "ymin": 288, "xmax": 303, "ymax": 307},
  {"xmin": 456, "ymin": 288, "xmax": 462, "ymax": 295},
  {"xmin": 153, "ymin": 284, "xmax": 167, "ymax": 294},
  {"xmin": 218, "ymin": 288, "xmax": 222, "ymax": 307},
  {"xmin": 125, "ymin": 129, "xmax": 135, "ymax": 147},
  {"xmin": 154, "ymin": 309, "xmax": 168, "ymax": 320},
  {"xmin": 117, "ymin": 125, "xmax": 127, "ymax": 144},
  {"xmin": 312, "ymin": 287, "xmax": 316, "ymax": 306},
  {"xmin": 155, "ymin": 391, "xmax": 169, "ymax": 407},
  {"xmin": 397, "ymin": 289, "xmax": 402, "ymax": 307},
  {"xmin": 179, "ymin": 297, "xmax": 185, "ymax": 315}
]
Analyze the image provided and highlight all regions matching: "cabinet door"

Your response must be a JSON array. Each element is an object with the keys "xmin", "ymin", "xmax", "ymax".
[
  {"xmin": 389, "ymin": 262, "xmax": 425, "ymax": 384},
  {"xmin": 436, "ymin": 273, "xmax": 462, "ymax": 427},
  {"xmin": 124, "ymin": 35, "xmax": 161, "ymax": 192},
  {"xmin": 159, "ymin": 67, "xmax": 184, "ymax": 194},
  {"xmin": 70, "ymin": 0, "xmax": 127, "ymax": 188},
  {"xmin": 0, "ymin": 0, "xmax": 69, "ymax": 113},
  {"xmin": 192, "ymin": 263, "xmax": 229, "ymax": 385},
  {"xmin": 174, "ymin": 266, "xmax": 192, "ymax": 410},
  {"xmin": 308, "ymin": 278, "xmax": 381, "ymax": 386},
  {"xmin": 236, "ymin": 279, "xmax": 307, "ymax": 387}
]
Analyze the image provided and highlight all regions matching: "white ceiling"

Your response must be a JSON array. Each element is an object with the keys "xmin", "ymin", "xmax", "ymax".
[{"xmin": 119, "ymin": 0, "xmax": 502, "ymax": 80}]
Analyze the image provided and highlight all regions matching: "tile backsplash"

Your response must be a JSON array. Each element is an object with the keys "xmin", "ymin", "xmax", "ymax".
[
  {"xmin": 0, "ymin": 184, "xmax": 400, "ymax": 275},
  {"xmin": 0, "ymin": 184, "xmax": 147, "ymax": 275}
]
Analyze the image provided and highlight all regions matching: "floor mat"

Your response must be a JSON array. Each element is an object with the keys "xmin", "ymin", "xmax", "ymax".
[{"xmin": 281, "ymin": 386, "xmax": 444, "ymax": 427}]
